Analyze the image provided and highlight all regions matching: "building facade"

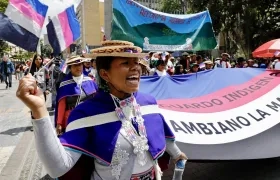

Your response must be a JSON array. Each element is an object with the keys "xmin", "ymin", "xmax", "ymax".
[{"xmin": 76, "ymin": 0, "xmax": 104, "ymax": 49}]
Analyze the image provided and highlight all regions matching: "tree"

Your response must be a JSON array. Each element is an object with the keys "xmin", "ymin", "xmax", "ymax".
[
  {"xmin": 11, "ymin": 51, "xmax": 35, "ymax": 61},
  {"xmin": 161, "ymin": 0, "xmax": 184, "ymax": 14},
  {"xmin": 41, "ymin": 44, "xmax": 53, "ymax": 58},
  {"xmin": 0, "ymin": 0, "xmax": 8, "ymax": 13},
  {"xmin": 0, "ymin": 40, "xmax": 9, "ymax": 56},
  {"xmin": 0, "ymin": 0, "xmax": 9, "ymax": 56},
  {"xmin": 40, "ymin": 40, "xmax": 53, "ymax": 58},
  {"xmin": 160, "ymin": 0, "xmax": 280, "ymax": 58},
  {"xmin": 22, "ymin": 51, "xmax": 34, "ymax": 60}
]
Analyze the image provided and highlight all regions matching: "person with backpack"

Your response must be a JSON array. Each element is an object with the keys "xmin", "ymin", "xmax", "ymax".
[{"xmin": 0, "ymin": 55, "xmax": 15, "ymax": 89}]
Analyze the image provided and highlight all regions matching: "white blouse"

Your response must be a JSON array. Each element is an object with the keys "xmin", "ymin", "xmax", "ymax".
[{"xmin": 33, "ymin": 117, "xmax": 181, "ymax": 179}]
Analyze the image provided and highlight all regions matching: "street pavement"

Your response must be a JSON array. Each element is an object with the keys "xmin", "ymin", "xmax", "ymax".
[
  {"xmin": 0, "ymin": 77, "xmax": 31, "ymax": 176},
  {"xmin": 2, "ymin": 77, "xmax": 280, "ymax": 179}
]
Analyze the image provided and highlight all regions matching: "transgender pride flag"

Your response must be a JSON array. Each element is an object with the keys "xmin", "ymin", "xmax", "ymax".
[
  {"xmin": 1, "ymin": 0, "xmax": 48, "ymax": 51},
  {"xmin": 47, "ymin": 5, "xmax": 80, "ymax": 55}
]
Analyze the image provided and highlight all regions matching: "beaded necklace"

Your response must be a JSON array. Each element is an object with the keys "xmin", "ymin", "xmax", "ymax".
[{"xmin": 111, "ymin": 94, "xmax": 149, "ymax": 166}]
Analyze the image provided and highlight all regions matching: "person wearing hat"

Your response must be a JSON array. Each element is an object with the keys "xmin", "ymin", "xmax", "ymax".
[
  {"xmin": 214, "ymin": 53, "xmax": 231, "ymax": 68},
  {"xmin": 88, "ymin": 58, "xmax": 97, "ymax": 80},
  {"xmin": 204, "ymin": 60, "xmax": 214, "ymax": 70},
  {"xmin": 181, "ymin": 52, "xmax": 191, "ymax": 70},
  {"xmin": 150, "ymin": 59, "xmax": 168, "ymax": 76},
  {"xmin": 83, "ymin": 58, "xmax": 94, "ymax": 77},
  {"xmin": 16, "ymin": 40, "xmax": 187, "ymax": 180},
  {"xmin": 166, "ymin": 56, "xmax": 175, "ymax": 75},
  {"xmin": 147, "ymin": 51, "xmax": 155, "ymax": 69},
  {"xmin": 190, "ymin": 54, "xmax": 197, "ymax": 64},
  {"xmin": 163, "ymin": 51, "xmax": 170, "ymax": 67},
  {"xmin": 54, "ymin": 56, "xmax": 98, "ymax": 135},
  {"xmin": 139, "ymin": 58, "xmax": 151, "ymax": 76},
  {"xmin": 247, "ymin": 59, "xmax": 255, "ymax": 68},
  {"xmin": 188, "ymin": 63, "xmax": 199, "ymax": 73},
  {"xmin": 181, "ymin": 52, "xmax": 189, "ymax": 56}
]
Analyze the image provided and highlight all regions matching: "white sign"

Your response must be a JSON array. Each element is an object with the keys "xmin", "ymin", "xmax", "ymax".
[
  {"xmin": 161, "ymin": 84, "xmax": 280, "ymax": 145},
  {"xmin": 143, "ymin": 37, "xmax": 193, "ymax": 51}
]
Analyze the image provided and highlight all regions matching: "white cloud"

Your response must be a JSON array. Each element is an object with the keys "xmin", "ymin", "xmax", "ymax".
[{"xmin": 40, "ymin": 0, "xmax": 82, "ymax": 35}]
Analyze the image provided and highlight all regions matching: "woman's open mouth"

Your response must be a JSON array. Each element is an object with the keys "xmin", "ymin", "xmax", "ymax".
[{"xmin": 126, "ymin": 75, "xmax": 140, "ymax": 85}]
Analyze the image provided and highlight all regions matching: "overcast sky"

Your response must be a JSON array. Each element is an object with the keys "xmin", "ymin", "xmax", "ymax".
[{"xmin": 40, "ymin": 0, "xmax": 82, "ymax": 34}]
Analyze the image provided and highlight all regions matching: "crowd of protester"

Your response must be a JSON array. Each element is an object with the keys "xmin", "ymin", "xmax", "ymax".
[
  {"xmin": 1, "ymin": 51, "xmax": 279, "ymax": 89},
  {"xmin": 1, "ymin": 50, "xmax": 279, "ymax": 134},
  {"xmin": 142, "ymin": 51, "xmax": 280, "ymax": 76}
]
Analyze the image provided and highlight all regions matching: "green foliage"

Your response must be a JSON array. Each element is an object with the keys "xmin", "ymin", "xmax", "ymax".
[
  {"xmin": 0, "ymin": 0, "xmax": 9, "ymax": 56},
  {"xmin": 22, "ymin": 51, "xmax": 34, "ymax": 59},
  {"xmin": 0, "ymin": 0, "xmax": 8, "ymax": 13},
  {"xmin": 0, "ymin": 40, "xmax": 9, "ymax": 56},
  {"xmin": 41, "ymin": 44, "xmax": 53, "ymax": 58},
  {"xmin": 161, "ymin": 0, "xmax": 184, "ymax": 14},
  {"xmin": 11, "ymin": 51, "xmax": 34, "ymax": 60},
  {"xmin": 160, "ymin": 0, "xmax": 280, "ymax": 58},
  {"xmin": 40, "ymin": 40, "xmax": 53, "ymax": 58}
]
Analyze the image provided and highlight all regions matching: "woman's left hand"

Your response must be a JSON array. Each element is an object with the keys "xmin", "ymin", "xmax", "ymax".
[
  {"xmin": 45, "ymin": 90, "xmax": 50, "ymax": 95},
  {"xmin": 174, "ymin": 152, "xmax": 188, "ymax": 163}
]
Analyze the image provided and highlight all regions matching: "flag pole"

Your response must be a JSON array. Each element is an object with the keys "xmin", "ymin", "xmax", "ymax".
[
  {"xmin": 36, "ymin": 40, "xmax": 41, "ymax": 55},
  {"xmin": 29, "ymin": 17, "xmax": 44, "ymax": 73}
]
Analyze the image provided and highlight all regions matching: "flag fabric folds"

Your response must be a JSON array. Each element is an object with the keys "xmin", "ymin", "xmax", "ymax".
[
  {"xmin": 0, "ymin": 13, "xmax": 39, "ymax": 51},
  {"xmin": 0, "ymin": 0, "xmax": 48, "ymax": 51},
  {"xmin": 47, "ymin": 5, "xmax": 81, "ymax": 55},
  {"xmin": 138, "ymin": 68, "xmax": 280, "ymax": 161},
  {"xmin": 140, "ymin": 68, "xmax": 268, "ymax": 101},
  {"xmin": 112, "ymin": 0, "xmax": 217, "ymax": 51},
  {"xmin": 139, "ymin": 68, "xmax": 280, "ymax": 143}
]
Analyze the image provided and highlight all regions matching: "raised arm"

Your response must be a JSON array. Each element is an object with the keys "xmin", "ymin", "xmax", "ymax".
[{"xmin": 16, "ymin": 74, "xmax": 81, "ymax": 178}]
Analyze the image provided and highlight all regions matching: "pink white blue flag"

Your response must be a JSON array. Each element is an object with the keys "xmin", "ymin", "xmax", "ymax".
[
  {"xmin": 0, "ymin": 0, "xmax": 48, "ymax": 51},
  {"xmin": 46, "ymin": 5, "xmax": 81, "ymax": 55}
]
